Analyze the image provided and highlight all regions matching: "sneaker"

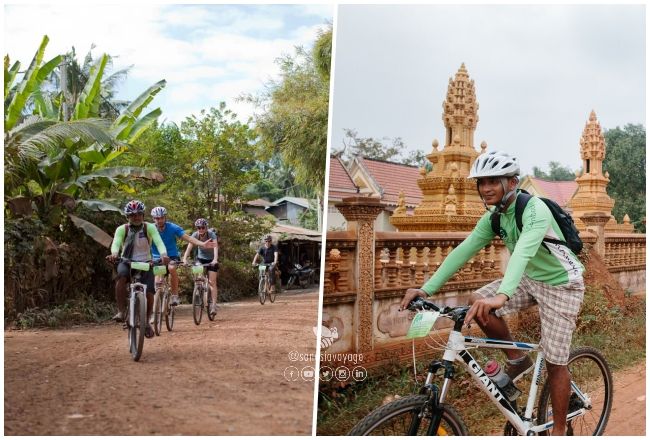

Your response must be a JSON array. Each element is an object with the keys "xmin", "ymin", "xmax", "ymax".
[
  {"xmin": 505, "ymin": 355, "xmax": 534, "ymax": 382},
  {"xmin": 113, "ymin": 311, "xmax": 125, "ymax": 322},
  {"xmin": 171, "ymin": 295, "xmax": 180, "ymax": 306},
  {"xmin": 145, "ymin": 324, "xmax": 155, "ymax": 339},
  {"xmin": 209, "ymin": 303, "xmax": 217, "ymax": 315}
]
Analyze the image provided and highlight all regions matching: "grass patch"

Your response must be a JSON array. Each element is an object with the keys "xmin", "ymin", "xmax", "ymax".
[
  {"xmin": 12, "ymin": 296, "xmax": 116, "ymax": 329},
  {"xmin": 317, "ymin": 289, "xmax": 645, "ymax": 435}
]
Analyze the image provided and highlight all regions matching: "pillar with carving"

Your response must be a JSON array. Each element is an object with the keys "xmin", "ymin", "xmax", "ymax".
[{"xmin": 335, "ymin": 196, "xmax": 384, "ymax": 353}]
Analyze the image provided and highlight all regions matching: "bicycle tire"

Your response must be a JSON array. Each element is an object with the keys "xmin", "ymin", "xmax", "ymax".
[
  {"xmin": 193, "ymin": 285, "xmax": 203, "ymax": 325},
  {"xmin": 153, "ymin": 289, "xmax": 163, "ymax": 336},
  {"xmin": 269, "ymin": 276, "xmax": 277, "ymax": 303},
  {"xmin": 258, "ymin": 274, "xmax": 266, "ymax": 305},
  {"xmin": 286, "ymin": 276, "xmax": 295, "ymax": 291},
  {"xmin": 537, "ymin": 347, "xmax": 613, "ymax": 436},
  {"xmin": 348, "ymin": 394, "xmax": 468, "ymax": 436},
  {"xmin": 207, "ymin": 288, "xmax": 216, "ymax": 321},
  {"xmin": 163, "ymin": 293, "xmax": 174, "ymax": 332},
  {"xmin": 129, "ymin": 291, "xmax": 146, "ymax": 361}
]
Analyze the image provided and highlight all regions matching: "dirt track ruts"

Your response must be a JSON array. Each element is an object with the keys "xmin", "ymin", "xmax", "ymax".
[{"xmin": 4, "ymin": 289, "xmax": 318, "ymax": 435}]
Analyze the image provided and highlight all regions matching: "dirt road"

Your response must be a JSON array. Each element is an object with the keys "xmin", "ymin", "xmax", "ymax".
[
  {"xmin": 604, "ymin": 362, "xmax": 645, "ymax": 436},
  {"xmin": 5, "ymin": 289, "xmax": 319, "ymax": 435}
]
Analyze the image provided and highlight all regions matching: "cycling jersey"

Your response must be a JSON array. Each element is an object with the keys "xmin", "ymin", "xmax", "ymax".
[
  {"xmin": 191, "ymin": 230, "xmax": 218, "ymax": 260},
  {"xmin": 151, "ymin": 221, "xmax": 185, "ymax": 258},
  {"xmin": 258, "ymin": 244, "xmax": 278, "ymax": 264},
  {"xmin": 111, "ymin": 222, "xmax": 167, "ymax": 262},
  {"xmin": 422, "ymin": 191, "xmax": 584, "ymax": 298}
]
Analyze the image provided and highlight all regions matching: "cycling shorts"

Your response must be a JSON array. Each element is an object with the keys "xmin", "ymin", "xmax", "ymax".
[
  {"xmin": 116, "ymin": 262, "xmax": 155, "ymax": 295},
  {"xmin": 198, "ymin": 258, "xmax": 219, "ymax": 273}
]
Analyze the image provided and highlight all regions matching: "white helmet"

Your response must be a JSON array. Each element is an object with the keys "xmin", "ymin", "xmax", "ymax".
[
  {"xmin": 468, "ymin": 151, "xmax": 520, "ymax": 179},
  {"xmin": 151, "ymin": 206, "xmax": 167, "ymax": 218}
]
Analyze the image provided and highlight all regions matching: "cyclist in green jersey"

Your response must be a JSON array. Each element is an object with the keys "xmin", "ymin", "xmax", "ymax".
[
  {"xmin": 107, "ymin": 200, "xmax": 170, "ymax": 338},
  {"xmin": 400, "ymin": 151, "xmax": 584, "ymax": 436}
]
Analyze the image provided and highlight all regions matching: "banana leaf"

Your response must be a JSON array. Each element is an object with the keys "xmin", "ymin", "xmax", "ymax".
[
  {"xmin": 112, "ymin": 79, "xmax": 166, "ymax": 140},
  {"xmin": 73, "ymin": 54, "xmax": 108, "ymax": 120},
  {"xmin": 68, "ymin": 214, "xmax": 113, "ymax": 248},
  {"xmin": 5, "ymin": 35, "xmax": 49, "ymax": 131},
  {"xmin": 4, "ymin": 57, "xmax": 21, "ymax": 101},
  {"xmin": 127, "ymin": 107, "xmax": 162, "ymax": 143},
  {"xmin": 90, "ymin": 166, "xmax": 164, "ymax": 181},
  {"xmin": 77, "ymin": 199, "xmax": 121, "ymax": 212}
]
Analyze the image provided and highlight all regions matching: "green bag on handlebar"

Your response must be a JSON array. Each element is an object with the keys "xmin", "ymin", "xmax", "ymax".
[
  {"xmin": 153, "ymin": 265, "xmax": 167, "ymax": 276},
  {"xmin": 192, "ymin": 265, "xmax": 204, "ymax": 275},
  {"xmin": 131, "ymin": 261, "xmax": 150, "ymax": 271}
]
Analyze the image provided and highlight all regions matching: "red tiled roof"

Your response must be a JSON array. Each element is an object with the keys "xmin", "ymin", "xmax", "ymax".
[
  {"xmin": 529, "ymin": 178, "xmax": 578, "ymax": 207},
  {"xmin": 328, "ymin": 156, "xmax": 358, "ymax": 200},
  {"xmin": 358, "ymin": 157, "xmax": 422, "ymax": 206}
]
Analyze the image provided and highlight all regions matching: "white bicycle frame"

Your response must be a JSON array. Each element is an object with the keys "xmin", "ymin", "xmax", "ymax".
[{"xmin": 429, "ymin": 328, "xmax": 591, "ymax": 435}]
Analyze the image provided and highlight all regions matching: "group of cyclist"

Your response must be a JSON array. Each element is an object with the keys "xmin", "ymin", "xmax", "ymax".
[{"xmin": 107, "ymin": 200, "xmax": 219, "ymax": 338}]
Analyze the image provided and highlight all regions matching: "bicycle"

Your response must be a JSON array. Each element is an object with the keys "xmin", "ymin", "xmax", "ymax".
[
  {"xmin": 113, "ymin": 258, "xmax": 150, "ymax": 362},
  {"xmin": 348, "ymin": 297, "xmax": 613, "ymax": 436},
  {"xmin": 254, "ymin": 263, "xmax": 277, "ymax": 304},
  {"xmin": 152, "ymin": 261, "xmax": 176, "ymax": 334},
  {"xmin": 186, "ymin": 261, "xmax": 217, "ymax": 325}
]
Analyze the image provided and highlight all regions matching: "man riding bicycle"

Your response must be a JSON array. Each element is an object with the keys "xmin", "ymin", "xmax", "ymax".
[
  {"xmin": 150, "ymin": 207, "xmax": 218, "ymax": 306},
  {"xmin": 400, "ymin": 151, "xmax": 584, "ymax": 436},
  {"xmin": 107, "ymin": 200, "xmax": 170, "ymax": 338},
  {"xmin": 252, "ymin": 235, "xmax": 281, "ymax": 294},
  {"xmin": 182, "ymin": 218, "xmax": 219, "ymax": 316}
]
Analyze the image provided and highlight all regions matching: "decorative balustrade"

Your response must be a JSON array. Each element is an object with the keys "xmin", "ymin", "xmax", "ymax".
[
  {"xmin": 603, "ymin": 234, "xmax": 646, "ymax": 273},
  {"xmin": 324, "ymin": 230, "xmax": 506, "ymax": 304}
]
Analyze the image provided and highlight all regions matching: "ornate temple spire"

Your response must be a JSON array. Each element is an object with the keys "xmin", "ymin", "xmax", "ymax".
[
  {"xmin": 579, "ymin": 109, "xmax": 607, "ymax": 176},
  {"xmin": 442, "ymin": 63, "xmax": 479, "ymax": 150}
]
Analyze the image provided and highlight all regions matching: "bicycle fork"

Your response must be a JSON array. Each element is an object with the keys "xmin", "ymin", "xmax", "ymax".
[{"xmin": 415, "ymin": 360, "xmax": 455, "ymax": 436}]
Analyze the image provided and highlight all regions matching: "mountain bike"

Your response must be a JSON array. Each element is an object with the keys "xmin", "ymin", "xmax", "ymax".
[
  {"xmin": 113, "ymin": 258, "xmax": 150, "ymax": 362},
  {"xmin": 152, "ymin": 261, "xmax": 176, "ymax": 334},
  {"xmin": 349, "ymin": 297, "xmax": 613, "ymax": 436},
  {"xmin": 254, "ymin": 263, "xmax": 277, "ymax": 304},
  {"xmin": 187, "ymin": 261, "xmax": 216, "ymax": 325}
]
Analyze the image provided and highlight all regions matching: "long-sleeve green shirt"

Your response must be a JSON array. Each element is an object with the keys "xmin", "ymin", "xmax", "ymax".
[
  {"xmin": 421, "ymin": 192, "xmax": 584, "ymax": 298},
  {"xmin": 110, "ymin": 222, "xmax": 167, "ymax": 261}
]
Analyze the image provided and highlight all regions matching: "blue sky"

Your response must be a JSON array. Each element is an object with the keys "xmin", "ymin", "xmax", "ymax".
[{"xmin": 4, "ymin": 4, "xmax": 333, "ymax": 125}]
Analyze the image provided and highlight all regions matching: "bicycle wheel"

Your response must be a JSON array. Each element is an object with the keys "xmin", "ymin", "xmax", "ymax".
[
  {"xmin": 207, "ymin": 288, "xmax": 216, "ymax": 321},
  {"xmin": 286, "ymin": 275, "xmax": 295, "ymax": 291},
  {"xmin": 153, "ymin": 289, "xmax": 163, "ymax": 336},
  {"xmin": 129, "ymin": 291, "xmax": 146, "ymax": 361},
  {"xmin": 163, "ymin": 293, "xmax": 174, "ymax": 332},
  {"xmin": 269, "ymin": 275, "xmax": 277, "ymax": 303},
  {"xmin": 537, "ymin": 347, "xmax": 613, "ymax": 436},
  {"xmin": 258, "ymin": 274, "xmax": 266, "ymax": 305},
  {"xmin": 192, "ymin": 285, "xmax": 203, "ymax": 325},
  {"xmin": 348, "ymin": 394, "xmax": 468, "ymax": 436}
]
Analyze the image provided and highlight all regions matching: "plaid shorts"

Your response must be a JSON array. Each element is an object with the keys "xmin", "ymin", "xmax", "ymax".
[{"xmin": 476, "ymin": 275, "xmax": 585, "ymax": 365}]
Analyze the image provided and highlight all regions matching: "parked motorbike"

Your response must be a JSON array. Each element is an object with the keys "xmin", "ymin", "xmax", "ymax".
[{"xmin": 286, "ymin": 263, "xmax": 315, "ymax": 290}]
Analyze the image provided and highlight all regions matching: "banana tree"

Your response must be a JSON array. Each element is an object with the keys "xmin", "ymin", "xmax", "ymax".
[{"xmin": 5, "ymin": 35, "xmax": 167, "ymax": 246}]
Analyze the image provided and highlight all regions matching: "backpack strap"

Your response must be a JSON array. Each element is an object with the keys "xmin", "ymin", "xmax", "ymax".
[{"xmin": 514, "ymin": 189, "xmax": 532, "ymax": 233}]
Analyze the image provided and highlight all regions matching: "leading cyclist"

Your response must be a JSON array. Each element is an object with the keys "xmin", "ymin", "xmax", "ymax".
[
  {"xmin": 399, "ymin": 151, "xmax": 584, "ymax": 436},
  {"xmin": 106, "ymin": 200, "xmax": 170, "ymax": 338}
]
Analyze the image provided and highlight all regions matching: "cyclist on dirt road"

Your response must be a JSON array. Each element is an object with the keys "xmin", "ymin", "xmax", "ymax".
[
  {"xmin": 182, "ymin": 218, "xmax": 219, "ymax": 315},
  {"xmin": 400, "ymin": 151, "xmax": 584, "ymax": 436},
  {"xmin": 106, "ymin": 200, "xmax": 170, "ymax": 338},
  {"xmin": 252, "ymin": 235, "xmax": 281, "ymax": 294},
  {"xmin": 150, "ymin": 207, "xmax": 218, "ymax": 306}
]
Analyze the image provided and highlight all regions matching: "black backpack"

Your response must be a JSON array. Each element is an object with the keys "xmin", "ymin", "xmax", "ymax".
[{"xmin": 490, "ymin": 190, "xmax": 583, "ymax": 255}]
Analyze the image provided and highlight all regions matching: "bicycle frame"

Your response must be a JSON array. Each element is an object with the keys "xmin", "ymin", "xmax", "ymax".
[{"xmin": 430, "ymin": 329, "xmax": 591, "ymax": 435}]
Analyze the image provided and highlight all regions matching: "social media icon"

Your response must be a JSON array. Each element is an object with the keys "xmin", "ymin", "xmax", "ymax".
[
  {"xmin": 352, "ymin": 366, "xmax": 367, "ymax": 382},
  {"xmin": 319, "ymin": 366, "xmax": 334, "ymax": 382},
  {"xmin": 284, "ymin": 366, "xmax": 300, "ymax": 382},
  {"xmin": 302, "ymin": 366, "xmax": 315, "ymax": 381},
  {"xmin": 335, "ymin": 366, "xmax": 350, "ymax": 381}
]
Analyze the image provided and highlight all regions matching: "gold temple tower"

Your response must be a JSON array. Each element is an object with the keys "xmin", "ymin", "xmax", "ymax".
[
  {"xmin": 567, "ymin": 111, "xmax": 633, "ymax": 233},
  {"xmin": 391, "ymin": 63, "xmax": 486, "ymax": 231}
]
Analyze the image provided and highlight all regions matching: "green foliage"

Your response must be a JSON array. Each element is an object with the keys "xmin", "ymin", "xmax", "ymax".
[
  {"xmin": 246, "ymin": 28, "xmax": 330, "ymax": 195},
  {"xmin": 313, "ymin": 25, "xmax": 332, "ymax": 81},
  {"xmin": 532, "ymin": 161, "xmax": 577, "ymax": 181},
  {"xmin": 603, "ymin": 124, "xmax": 646, "ymax": 232},
  {"xmin": 14, "ymin": 296, "xmax": 115, "ymax": 329}
]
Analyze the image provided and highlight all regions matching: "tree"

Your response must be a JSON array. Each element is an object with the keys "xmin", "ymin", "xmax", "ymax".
[
  {"xmin": 532, "ymin": 161, "xmax": 577, "ymax": 181},
  {"xmin": 245, "ymin": 26, "xmax": 331, "ymax": 196},
  {"xmin": 337, "ymin": 128, "xmax": 428, "ymax": 167},
  {"xmin": 603, "ymin": 124, "xmax": 646, "ymax": 232}
]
